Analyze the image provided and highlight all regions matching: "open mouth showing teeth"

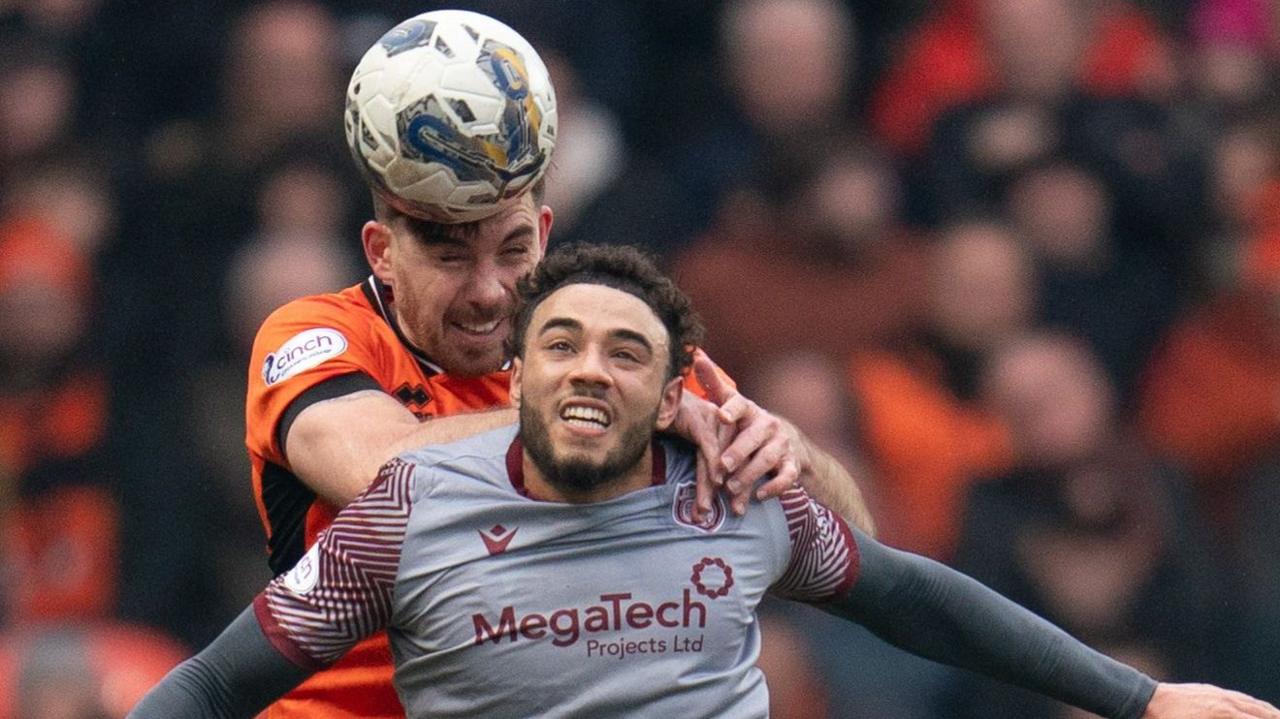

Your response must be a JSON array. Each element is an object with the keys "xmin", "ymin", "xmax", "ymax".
[
  {"xmin": 453, "ymin": 319, "xmax": 501, "ymax": 335},
  {"xmin": 560, "ymin": 405, "xmax": 610, "ymax": 429}
]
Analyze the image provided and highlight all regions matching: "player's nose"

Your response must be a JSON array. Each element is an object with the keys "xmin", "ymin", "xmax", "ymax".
[
  {"xmin": 568, "ymin": 347, "xmax": 612, "ymax": 388},
  {"xmin": 462, "ymin": 262, "xmax": 510, "ymax": 312}
]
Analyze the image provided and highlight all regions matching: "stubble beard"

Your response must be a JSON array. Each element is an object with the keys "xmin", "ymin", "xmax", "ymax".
[
  {"xmin": 519, "ymin": 397, "xmax": 657, "ymax": 496},
  {"xmin": 393, "ymin": 295, "xmax": 513, "ymax": 377}
]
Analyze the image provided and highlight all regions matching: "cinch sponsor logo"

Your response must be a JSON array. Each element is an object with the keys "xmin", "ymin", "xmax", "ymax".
[
  {"xmin": 472, "ymin": 590, "xmax": 708, "ymax": 648},
  {"xmin": 263, "ymin": 328, "xmax": 348, "ymax": 385}
]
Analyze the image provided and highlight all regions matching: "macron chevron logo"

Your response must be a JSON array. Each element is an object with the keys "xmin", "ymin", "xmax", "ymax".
[{"xmin": 479, "ymin": 524, "xmax": 518, "ymax": 556}]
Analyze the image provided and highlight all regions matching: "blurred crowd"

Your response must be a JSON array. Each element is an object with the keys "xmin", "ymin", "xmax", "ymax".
[{"xmin": 1, "ymin": 0, "xmax": 1279, "ymax": 716}]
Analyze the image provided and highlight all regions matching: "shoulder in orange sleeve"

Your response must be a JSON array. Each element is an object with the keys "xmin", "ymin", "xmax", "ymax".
[{"xmin": 246, "ymin": 284, "xmax": 395, "ymax": 467}]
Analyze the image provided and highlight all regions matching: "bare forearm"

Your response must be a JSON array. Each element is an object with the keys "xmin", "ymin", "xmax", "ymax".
[
  {"xmin": 794, "ymin": 429, "xmax": 876, "ymax": 536},
  {"xmin": 286, "ymin": 391, "xmax": 514, "ymax": 506}
]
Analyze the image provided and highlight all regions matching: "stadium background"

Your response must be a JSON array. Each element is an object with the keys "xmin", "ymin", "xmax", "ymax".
[{"xmin": 1, "ymin": 0, "xmax": 1279, "ymax": 716}]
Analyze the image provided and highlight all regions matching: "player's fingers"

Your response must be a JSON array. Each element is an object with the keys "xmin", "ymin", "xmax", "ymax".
[
  {"xmin": 679, "ymin": 399, "xmax": 729, "ymax": 489},
  {"xmin": 1237, "ymin": 693, "xmax": 1280, "ymax": 718},
  {"xmin": 720, "ymin": 464, "xmax": 756, "ymax": 513},
  {"xmin": 723, "ymin": 423, "xmax": 785, "ymax": 481},
  {"xmin": 719, "ymin": 408, "xmax": 775, "ymax": 474},
  {"xmin": 715, "ymin": 394, "xmax": 752, "ymax": 427},
  {"xmin": 755, "ymin": 458, "xmax": 799, "ymax": 501},
  {"xmin": 692, "ymin": 349, "xmax": 734, "ymax": 406},
  {"xmin": 1217, "ymin": 687, "xmax": 1278, "ymax": 713},
  {"xmin": 693, "ymin": 453, "xmax": 713, "ymax": 523}
]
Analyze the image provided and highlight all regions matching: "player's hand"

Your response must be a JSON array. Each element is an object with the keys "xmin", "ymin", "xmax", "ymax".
[
  {"xmin": 670, "ymin": 382, "xmax": 732, "ymax": 524},
  {"xmin": 1142, "ymin": 682, "xmax": 1280, "ymax": 718},
  {"xmin": 692, "ymin": 350, "xmax": 803, "ymax": 516}
]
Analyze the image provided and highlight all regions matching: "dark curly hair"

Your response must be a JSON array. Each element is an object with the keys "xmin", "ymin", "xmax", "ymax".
[{"xmin": 510, "ymin": 243, "xmax": 704, "ymax": 379}]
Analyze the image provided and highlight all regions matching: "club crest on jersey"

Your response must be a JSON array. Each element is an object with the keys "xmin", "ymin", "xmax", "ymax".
[
  {"xmin": 672, "ymin": 481, "xmax": 726, "ymax": 533},
  {"xmin": 263, "ymin": 328, "xmax": 348, "ymax": 385}
]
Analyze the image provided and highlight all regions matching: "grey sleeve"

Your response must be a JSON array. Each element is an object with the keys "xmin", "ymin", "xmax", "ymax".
[
  {"xmin": 128, "ymin": 606, "xmax": 313, "ymax": 718},
  {"xmin": 827, "ymin": 529, "xmax": 1158, "ymax": 719}
]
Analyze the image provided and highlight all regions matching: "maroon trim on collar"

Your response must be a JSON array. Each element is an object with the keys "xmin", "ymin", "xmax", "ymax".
[
  {"xmin": 504, "ymin": 435, "xmax": 668, "ymax": 501},
  {"xmin": 650, "ymin": 440, "xmax": 667, "ymax": 487},
  {"xmin": 506, "ymin": 436, "xmax": 530, "ymax": 498}
]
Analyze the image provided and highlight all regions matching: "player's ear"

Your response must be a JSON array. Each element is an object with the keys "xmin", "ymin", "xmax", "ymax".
[
  {"xmin": 363, "ymin": 220, "xmax": 395, "ymax": 284},
  {"xmin": 536, "ymin": 205, "xmax": 553, "ymax": 252},
  {"xmin": 653, "ymin": 376, "xmax": 684, "ymax": 431},
  {"xmin": 509, "ymin": 357, "xmax": 523, "ymax": 409}
]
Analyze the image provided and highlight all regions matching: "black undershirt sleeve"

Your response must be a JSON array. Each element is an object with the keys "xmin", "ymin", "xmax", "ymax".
[
  {"xmin": 277, "ymin": 371, "xmax": 384, "ymax": 457},
  {"xmin": 828, "ymin": 529, "xmax": 1158, "ymax": 719},
  {"xmin": 128, "ymin": 606, "xmax": 313, "ymax": 718}
]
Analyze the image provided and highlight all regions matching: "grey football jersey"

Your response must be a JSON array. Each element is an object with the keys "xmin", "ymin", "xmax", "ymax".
[{"xmin": 257, "ymin": 424, "xmax": 857, "ymax": 718}]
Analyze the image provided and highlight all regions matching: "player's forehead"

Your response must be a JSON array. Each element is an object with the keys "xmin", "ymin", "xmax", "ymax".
[
  {"xmin": 531, "ymin": 283, "xmax": 669, "ymax": 349},
  {"xmin": 400, "ymin": 195, "xmax": 540, "ymax": 250}
]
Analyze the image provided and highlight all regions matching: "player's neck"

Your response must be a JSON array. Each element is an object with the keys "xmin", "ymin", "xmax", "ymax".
[{"xmin": 521, "ymin": 447, "xmax": 656, "ymax": 504}]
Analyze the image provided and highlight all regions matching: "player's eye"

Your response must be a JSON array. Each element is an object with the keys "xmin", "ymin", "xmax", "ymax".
[
  {"xmin": 612, "ymin": 348, "xmax": 642, "ymax": 364},
  {"xmin": 547, "ymin": 339, "xmax": 574, "ymax": 353}
]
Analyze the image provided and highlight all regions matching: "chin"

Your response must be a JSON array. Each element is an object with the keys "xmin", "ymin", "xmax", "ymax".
[
  {"xmin": 443, "ymin": 348, "xmax": 508, "ymax": 377},
  {"xmin": 549, "ymin": 457, "xmax": 613, "ymax": 494}
]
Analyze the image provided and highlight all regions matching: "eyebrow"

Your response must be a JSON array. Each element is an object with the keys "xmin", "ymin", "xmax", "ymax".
[
  {"xmin": 536, "ymin": 317, "xmax": 656, "ymax": 355},
  {"xmin": 609, "ymin": 328, "xmax": 654, "ymax": 354},
  {"xmin": 537, "ymin": 317, "xmax": 583, "ymax": 336},
  {"xmin": 411, "ymin": 231, "xmax": 472, "ymax": 250},
  {"xmin": 409, "ymin": 222, "xmax": 536, "ymax": 250},
  {"xmin": 502, "ymin": 225, "xmax": 536, "ymax": 246}
]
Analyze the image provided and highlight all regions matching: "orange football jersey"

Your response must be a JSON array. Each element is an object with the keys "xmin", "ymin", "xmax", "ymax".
[{"xmin": 246, "ymin": 278, "xmax": 510, "ymax": 718}]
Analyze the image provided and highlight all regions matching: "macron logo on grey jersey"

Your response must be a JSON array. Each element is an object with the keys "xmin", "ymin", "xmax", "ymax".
[{"xmin": 479, "ymin": 524, "xmax": 518, "ymax": 556}]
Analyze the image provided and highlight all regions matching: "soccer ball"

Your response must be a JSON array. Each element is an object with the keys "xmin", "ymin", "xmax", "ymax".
[{"xmin": 345, "ymin": 10, "xmax": 557, "ymax": 223}]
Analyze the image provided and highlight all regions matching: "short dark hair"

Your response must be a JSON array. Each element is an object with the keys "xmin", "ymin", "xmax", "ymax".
[
  {"xmin": 370, "ymin": 178, "xmax": 546, "ymax": 245},
  {"xmin": 511, "ymin": 243, "xmax": 704, "ymax": 379}
]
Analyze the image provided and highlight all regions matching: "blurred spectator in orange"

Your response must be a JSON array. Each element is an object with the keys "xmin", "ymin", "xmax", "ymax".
[
  {"xmin": 1140, "ymin": 227, "xmax": 1280, "ymax": 521},
  {"xmin": 0, "ymin": 217, "xmax": 100, "ymax": 484},
  {"xmin": 848, "ymin": 220, "xmax": 1024, "ymax": 560},
  {"xmin": 675, "ymin": 140, "xmax": 926, "ymax": 383},
  {"xmin": 2, "ymin": 484, "xmax": 118, "ymax": 624},
  {"xmin": 0, "ymin": 623, "xmax": 187, "ymax": 719},
  {"xmin": 947, "ymin": 333, "xmax": 1226, "ymax": 717},
  {"xmin": 869, "ymin": 0, "xmax": 1175, "ymax": 157},
  {"xmin": 0, "ymin": 153, "xmax": 224, "ymax": 644},
  {"xmin": 751, "ymin": 354, "xmax": 956, "ymax": 717},
  {"xmin": 0, "ymin": 217, "xmax": 122, "ymax": 627},
  {"xmin": 900, "ymin": 0, "xmax": 1200, "ymax": 272},
  {"xmin": 1005, "ymin": 161, "xmax": 1179, "ymax": 397},
  {"xmin": 755, "ymin": 610, "xmax": 830, "ymax": 719},
  {"xmin": 2, "ymin": 149, "xmax": 116, "ymax": 258}
]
